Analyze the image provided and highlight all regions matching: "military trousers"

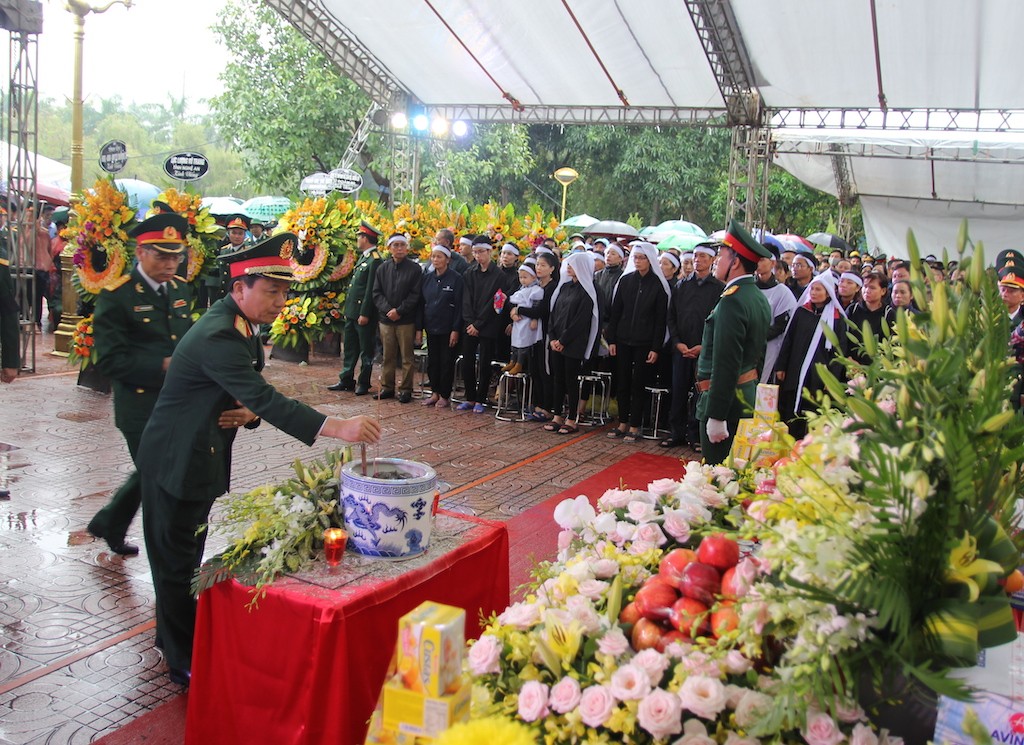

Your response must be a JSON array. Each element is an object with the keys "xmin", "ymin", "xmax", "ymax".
[
  {"xmin": 88, "ymin": 427, "xmax": 143, "ymax": 543},
  {"xmin": 340, "ymin": 317, "xmax": 376, "ymax": 387}
]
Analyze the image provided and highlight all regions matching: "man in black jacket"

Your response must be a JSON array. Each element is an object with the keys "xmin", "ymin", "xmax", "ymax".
[
  {"xmin": 457, "ymin": 236, "xmax": 514, "ymax": 413},
  {"xmin": 372, "ymin": 233, "xmax": 423, "ymax": 403},
  {"xmin": 661, "ymin": 243, "xmax": 724, "ymax": 448}
]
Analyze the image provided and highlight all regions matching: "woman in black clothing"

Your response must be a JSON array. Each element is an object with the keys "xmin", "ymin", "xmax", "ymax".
[
  {"xmin": 516, "ymin": 251, "xmax": 558, "ymax": 420},
  {"xmin": 605, "ymin": 243, "xmax": 670, "ymax": 442},
  {"xmin": 544, "ymin": 251, "xmax": 599, "ymax": 435}
]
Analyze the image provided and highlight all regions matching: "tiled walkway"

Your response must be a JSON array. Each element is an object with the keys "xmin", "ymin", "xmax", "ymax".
[{"xmin": 0, "ymin": 332, "xmax": 695, "ymax": 744}]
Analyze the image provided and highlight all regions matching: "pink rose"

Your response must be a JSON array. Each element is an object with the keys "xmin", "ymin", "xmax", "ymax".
[
  {"xmin": 565, "ymin": 595, "xmax": 601, "ymax": 634},
  {"xmin": 498, "ymin": 601, "xmax": 542, "ymax": 630},
  {"xmin": 609, "ymin": 520, "xmax": 637, "ymax": 544},
  {"xmin": 802, "ymin": 708, "xmax": 845, "ymax": 745},
  {"xmin": 637, "ymin": 688, "xmax": 683, "ymax": 740},
  {"xmin": 609, "ymin": 663, "xmax": 651, "ymax": 701},
  {"xmin": 548, "ymin": 676, "xmax": 581, "ymax": 714},
  {"xmin": 850, "ymin": 723, "xmax": 880, "ymax": 745},
  {"xmin": 724, "ymin": 733, "xmax": 761, "ymax": 745},
  {"xmin": 634, "ymin": 522, "xmax": 668, "ymax": 546},
  {"xmin": 734, "ymin": 690, "xmax": 772, "ymax": 729},
  {"xmin": 597, "ymin": 628, "xmax": 629, "ymax": 657},
  {"xmin": 467, "ymin": 634, "xmax": 502, "ymax": 675},
  {"xmin": 579, "ymin": 684, "xmax": 616, "ymax": 728},
  {"xmin": 662, "ymin": 510, "xmax": 692, "ymax": 541},
  {"xmin": 577, "ymin": 578, "xmax": 609, "ymax": 600},
  {"xmin": 631, "ymin": 648, "xmax": 671, "ymax": 686},
  {"xmin": 678, "ymin": 675, "xmax": 728, "ymax": 720},
  {"xmin": 597, "ymin": 488, "xmax": 634, "ymax": 510},
  {"xmin": 517, "ymin": 680, "xmax": 550, "ymax": 722},
  {"xmin": 833, "ymin": 697, "xmax": 866, "ymax": 723},
  {"xmin": 721, "ymin": 650, "xmax": 753, "ymax": 675},
  {"xmin": 627, "ymin": 500, "xmax": 658, "ymax": 523},
  {"xmin": 591, "ymin": 557, "xmax": 619, "ymax": 579},
  {"xmin": 647, "ymin": 478, "xmax": 680, "ymax": 497},
  {"xmin": 628, "ymin": 540, "xmax": 656, "ymax": 555},
  {"xmin": 675, "ymin": 719, "xmax": 717, "ymax": 745},
  {"xmin": 557, "ymin": 528, "xmax": 575, "ymax": 552}
]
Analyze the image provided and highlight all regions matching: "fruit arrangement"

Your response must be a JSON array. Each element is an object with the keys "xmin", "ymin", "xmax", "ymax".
[{"xmin": 618, "ymin": 533, "xmax": 746, "ymax": 652}]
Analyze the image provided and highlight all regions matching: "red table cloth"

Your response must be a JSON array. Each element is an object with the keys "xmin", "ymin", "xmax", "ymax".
[{"xmin": 184, "ymin": 510, "xmax": 509, "ymax": 745}]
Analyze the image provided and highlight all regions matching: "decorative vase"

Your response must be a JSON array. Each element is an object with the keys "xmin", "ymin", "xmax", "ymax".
[
  {"xmin": 76, "ymin": 365, "xmax": 110, "ymax": 394},
  {"xmin": 858, "ymin": 665, "xmax": 938, "ymax": 745},
  {"xmin": 269, "ymin": 339, "xmax": 310, "ymax": 364},
  {"xmin": 313, "ymin": 331, "xmax": 341, "ymax": 357},
  {"xmin": 339, "ymin": 458, "xmax": 438, "ymax": 559}
]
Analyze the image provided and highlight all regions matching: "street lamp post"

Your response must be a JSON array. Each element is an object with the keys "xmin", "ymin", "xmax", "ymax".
[{"xmin": 553, "ymin": 167, "xmax": 578, "ymax": 224}]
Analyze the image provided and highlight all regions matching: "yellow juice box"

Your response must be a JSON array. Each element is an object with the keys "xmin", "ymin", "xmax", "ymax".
[
  {"xmin": 382, "ymin": 676, "xmax": 471, "ymax": 741},
  {"xmin": 396, "ymin": 602, "xmax": 465, "ymax": 697}
]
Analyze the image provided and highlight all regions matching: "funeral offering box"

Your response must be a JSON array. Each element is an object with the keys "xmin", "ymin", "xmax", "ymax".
[
  {"xmin": 397, "ymin": 601, "xmax": 465, "ymax": 697},
  {"xmin": 381, "ymin": 676, "xmax": 471, "ymax": 742}
]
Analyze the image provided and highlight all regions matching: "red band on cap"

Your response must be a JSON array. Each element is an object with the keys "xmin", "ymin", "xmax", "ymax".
[
  {"xmin": 229, "ymin": 256, "xmax": 291, "ymax": 278},
  {"xmin": 135, "ymin": 227, "xmax": 184, "ymax": 245},
  {"xmin": 722, "ymin": 232, "xmax": 758, "ymax": 262}
]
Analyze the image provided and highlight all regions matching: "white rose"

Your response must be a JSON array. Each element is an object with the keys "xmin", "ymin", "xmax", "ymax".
[
  {"xmin": 565, "ymin": 595, "xmax": 602, "ymax": 634},
  {"xmin": 592, "ymin": 512, "xmax": 618, "ymax": 535},
  {"xmin": 467, "ymin": 634, "xmax": 502, "ymax": 675},
  {"xmin": 631, "ymin": 648, "xmax": 671, "ymax": 685},
  {"xmin": 628, "ymin": 500, "xmax": 659, "ymax": 523},
  {"xmin": 637, "ymin": 687, "xmax": 683, "ymax": 740},
  {"xmin": 498, "ymin": 601, "xmax": 542, "ymax": 630},
  {"xmin": 677, "ymin": 675, "xmax": 728, "ymax": 720},
  {"xmin": 734, "ymin": 690, "xmax": 773, "ymax": 729},
  {"xmin": 609, "ymin": 663, "xmax": 651, "ymax": 701},
  {"xmin": 597, "ymin": 488, "xmax": 634, "ymax": 510},
  {"xmin": 724, "ymin": 733, "xmax": 761, "ymax": 745},
  {"xmin": 591, "ymin": 558, "xmax": 619, "ymax": 579},
  {"xmin": 647, "ymin": 478, "xmax": 681, "ymax": 496},
  {"xmin": 553, "ymin": 495, "xmax": 596, "ymax": 529}
]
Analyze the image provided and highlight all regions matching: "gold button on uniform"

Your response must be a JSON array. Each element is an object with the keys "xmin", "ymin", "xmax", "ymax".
[
  {"xmin": 171, "ymin": 334, "xmax": 177, "ymax": 340},
  {"xmin": 136, "ymin": 388, "xmax": 145, "ymax": 394}
]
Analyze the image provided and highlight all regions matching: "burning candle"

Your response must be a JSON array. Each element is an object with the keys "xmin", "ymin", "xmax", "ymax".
[{"xmin": 323, "ymin": 528, "xmax": 347, "ymax": 567}]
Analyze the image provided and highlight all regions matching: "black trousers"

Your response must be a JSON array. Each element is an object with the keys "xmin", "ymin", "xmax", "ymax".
[
  {"xmin": 615, "ymin": 343, "xmax": 656, "ymax": 428},
  {"xmin": 530, "ymin": 340, "xmax": 553, "ymax": 413},
  {"xmin": 668, "ymin": 352, "xmax": 699, "ymax": 442},
  {"xmin": 426, "ymin": 333, "xmax": 457, "ymax": 398},
  {"xmin": 550, "ymin": 350, "xmax": 584, "ymax": 421},
  {"xmin": 88, "ymin": 427, "xmax": 143, "ymax": 543},
  {"xmin": 141, "ymin": 481, "xmax": 217, "ymax": 672},
  {"xmin": 461, "ymin": 334, "xmax": 497, "ymax": 403}
]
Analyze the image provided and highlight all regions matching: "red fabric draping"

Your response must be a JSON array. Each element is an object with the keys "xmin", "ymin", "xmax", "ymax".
[{"xmin": 184, "ymin": 511, "xmax": 509, "ymax": 745}]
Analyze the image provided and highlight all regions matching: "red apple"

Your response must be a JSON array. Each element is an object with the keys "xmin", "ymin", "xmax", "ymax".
[
  {"xmin": 711, "ymin": 602, "xmax": 739, "ymax": 638},
  {"xmin": 697, "ymin": 534, "xmax": 741, "ymax": 570},
  {"xmin": 634, "ymin": 582, "xmax": 679, "ymax": 622},
  {"xmin": 619, "ymin": 602, "xmax": 642, "ymax": 625},
  {"xmin": 669, "ymin": 597, "xmax": 710, "ymax": 638},
  {"xmin": 643, "ymin": 574, "xmax": 675, "ymax": 591},
  {"xmin": 678, "ymin": 562, "xmax": 721, "ymax": 605},
  {"xmin": 656, "ymin": 629, "xmax": 688, "ymax": 653},
  {"xmin": 631, "ymin": 617, "xmax": 664, "ymax": 651},
  {"xmin": 658, "ymin": 548, "xmax": 698, "ymax": 588},
  {"xmin": 720, "ymin": 567, "xmax": 740, "ymax": 599}
]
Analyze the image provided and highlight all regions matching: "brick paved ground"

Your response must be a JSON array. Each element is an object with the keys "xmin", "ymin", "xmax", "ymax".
[{"xmin": 0, "ymin": 330, "xmax": 696, "ymax": 744}]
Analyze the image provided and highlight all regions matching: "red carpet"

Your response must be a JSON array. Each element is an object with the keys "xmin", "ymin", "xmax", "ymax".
[
  {"xmin": 506, "ymin": 452, "xmax": 685, "ymax": 597},
  {"xmin": 92, "ymin": 692, "xmax": 188, "ymax": 744}
]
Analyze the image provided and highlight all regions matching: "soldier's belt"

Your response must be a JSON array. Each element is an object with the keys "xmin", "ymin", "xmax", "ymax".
[{"xmin": 696, "ymin": 368, "xmax": 757, "ymax": 393}]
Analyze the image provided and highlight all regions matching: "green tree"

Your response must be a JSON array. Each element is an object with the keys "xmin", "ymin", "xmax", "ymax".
[
  {"xmin": 438, "ymin": 124, "xmax": 536, "ymax": 205},
  {"xmin": 209, "ymin": 0, "xmax": 375, "ymax": 195}
]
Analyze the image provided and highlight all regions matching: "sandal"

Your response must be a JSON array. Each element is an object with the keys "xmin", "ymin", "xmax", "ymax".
[
  {"xmin": 528, "ymin": 411, "xmax": 553, "ymax": 422},
  {"xmin": 606, "ymin": 428, "xmax": 627, "ymax": 439},
  {"xmin": 543, "ymin": 422, "xmax": 562, "ymax": 432},
  {"xmin": 557, "ymin": 424, "xmax": 579, "ymax": 435},
  {"xmin": 623, "ymin": 431, "xmax": 640, "ymax": 443}
]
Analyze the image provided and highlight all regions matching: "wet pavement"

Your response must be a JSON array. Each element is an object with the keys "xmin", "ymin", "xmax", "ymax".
[{"xmin": 0, "ymin": 330, "xmax": 695, "ymax": 744}]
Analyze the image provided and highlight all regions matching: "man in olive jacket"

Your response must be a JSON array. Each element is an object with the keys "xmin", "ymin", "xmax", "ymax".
[
  {"xmin": 137, "ymin": 234, "xmax": 381, "ymax": 687},
  {"xmin": 87, "ymin": 214, "xmax": 194, "ymax": 555},
  {"xmin": 329, "ymin": 221, "xmax": 382, "ymax": 395},
  {"xmin": 695, "ymin": 221, "xmax": 771, "ymax": 465}
]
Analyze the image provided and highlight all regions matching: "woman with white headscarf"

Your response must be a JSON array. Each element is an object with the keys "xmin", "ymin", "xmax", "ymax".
[
  {"xmin": 543, "ymin": 251, "xmax": 599, "ymax": 434},
  {"xmin": 772, "ymin": 271, "xmax": 850, "ymax": 440},
  {"xmin": 605, "ymin": 242, "xmax": 670, "ymax": 442}
]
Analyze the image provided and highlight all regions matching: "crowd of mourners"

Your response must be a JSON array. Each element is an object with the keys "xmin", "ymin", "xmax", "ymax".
[{"xmin": 336, "ymin": 224, "xmax": 1024, "ymax": 450}]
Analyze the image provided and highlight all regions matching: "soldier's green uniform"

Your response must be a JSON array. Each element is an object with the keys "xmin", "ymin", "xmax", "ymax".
[
  {"xmin": 695, "ymin": 222, "xmax": 772, "ymax": 465},
  {"xmin": 87, "ymin": 267, "xmax": 192, "ymax": 548},
  {"xmin": 335, "ymin": 221, "xmax": 383, "ymax": 393},
  {"xmin": 0, "ymin": 246, "xmax": 19, "ymax": 375},
  {"xmin": 137, "ymin": 234, "xmax": 325, "ymax": 682}
]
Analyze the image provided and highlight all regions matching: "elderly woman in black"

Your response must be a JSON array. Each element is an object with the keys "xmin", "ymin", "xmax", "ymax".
[
  {"xmin": 606, "ymin": 242, "xmax": 670, "ymax": 442},
  {"xmin": 543, "ymin": 251, "xmax": 599, "ymax": 435},
  {"xmin": 515, "ymin": 250, "xmax": 559, "ymax": 421}
]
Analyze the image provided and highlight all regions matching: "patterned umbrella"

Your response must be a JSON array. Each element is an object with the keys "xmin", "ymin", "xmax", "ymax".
[{"xmin": 240, "ymin": 196, "xmax": 293, "ymax": 222}]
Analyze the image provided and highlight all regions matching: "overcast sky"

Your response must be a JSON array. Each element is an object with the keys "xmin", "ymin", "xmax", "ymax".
[{"xmin": 11, "ymin": 0, "xmax": 231, "ymax": 113}]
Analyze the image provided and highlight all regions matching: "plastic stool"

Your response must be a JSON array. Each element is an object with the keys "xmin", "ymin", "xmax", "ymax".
[
  {"xmin": 576, "ymin": 372, "xmax": 611, "ymax": 426},
  {"xmin": 495, "ymin": 372, "xmax": 533, "ymax": 422},
  {"xmin": 643, "ymin": 386, "xmax": 671, "ymax": 440},
  {"xmin": 450, "ymin": 354, "xmax": 465, "ymax": 404}
]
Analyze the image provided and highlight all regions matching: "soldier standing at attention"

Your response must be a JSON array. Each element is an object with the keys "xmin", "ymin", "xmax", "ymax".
[
  {"xmin": 136, "ymin": 234, "xmax": 381, "ymax": 687},
  {"xmin": 86, "ymin": 214, "xmax": 201, "ymax": 554},
  {"xmin": 328, "ymin": 221, "xmax": 382, "ymax": 395},
  {"xmin": 695, "ymin": 221, "xmax": 772, "ymax": 465}
]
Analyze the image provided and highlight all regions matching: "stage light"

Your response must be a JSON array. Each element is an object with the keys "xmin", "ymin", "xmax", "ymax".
[
  {"xmin": 431, "ymin": 117, "xmax": 449, "ymax": 136},
  {"xmin": 412, "ymin": 114, "xmax": 429, "ymax": 132},
  {"xmin": 452, "ymin": 120, "xmax": 469, "ymax": 138},
  {"xmin": 390, "ymin": 112, "xmax": 408, "ymax": 129}
]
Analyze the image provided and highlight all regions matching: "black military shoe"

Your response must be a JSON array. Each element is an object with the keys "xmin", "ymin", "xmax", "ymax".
[
  {"xmin": 354, "ymin": 386, "xmax": 370, "ymax": 396},
  {"xmin": 373, "ymin": 389, "xmax": 395, "ymax": 400},
  {"xmin": 168, "ymin": 667, "xmax": 191, "ymax": 687},
  {"xmin": 327, "ymin": 380, "xmax": 355, "ymax": 392},
  {"xmin": 397, "ymin": 391, "xmax": 412, "ymax": 403}
]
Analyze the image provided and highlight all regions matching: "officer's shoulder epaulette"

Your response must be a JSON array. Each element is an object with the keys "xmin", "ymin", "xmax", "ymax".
[
  {"xmin": 233, "ymin": 315, "xmax": 252, "ymax": 338},
  {"xmin": 721, "ymin": 285, "xmax": 739, "ymax": 297},
  {"xmin": 370, "ymin": 249, "xmax": 381, "ymax": 259},
  {"xmin": 0, "ymin": 257, "xmax": 8, "ymax": 267},
  {"xmin": 109, "ymin": 274, "xmax": 132, "ymax": 291},
  {"xmin": 173, "ymin": 275, "xmax": 186, "ymax": 284}
]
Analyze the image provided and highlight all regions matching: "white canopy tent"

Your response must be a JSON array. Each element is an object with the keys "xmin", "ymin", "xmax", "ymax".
[{"xmin": 268, "ymin": 0, "xmax": 1024, "ymax": 246}]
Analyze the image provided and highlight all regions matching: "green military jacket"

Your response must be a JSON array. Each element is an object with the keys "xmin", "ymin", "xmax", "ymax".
[
  {"xmin": 343, "ymin": 249, "xmax": 382, "ymax": 320},
  {"xmin": 92, "ymin": 267, "xmax": 193, "ymax": 432},
  {"xmin": 0, "ymin": 245, "xmax": 19, "ymax": 371},
  {"xmin": 136, "ymin": 294, "xmax": 325, "ymax": 501},
  {"xmin": 695, "ymin": 275, "xmax": 771, "ymax": 422}
]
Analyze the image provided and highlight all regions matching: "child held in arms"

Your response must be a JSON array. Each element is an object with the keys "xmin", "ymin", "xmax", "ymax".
[{"xmin": 505, "ymin": 263, "xmax": 544, "ymax": 375}]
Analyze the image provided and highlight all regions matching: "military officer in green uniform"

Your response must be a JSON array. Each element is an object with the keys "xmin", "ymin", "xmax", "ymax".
[
  {"xmin": 87, "ymin": 214, "xmax": 201, "ymax": 555},
  {"xmin": 203, "ymin": 213, "xmax": 250, "ymax": 307},
  {"xmin": 328, "ymin": 221, "xmax": 382, "ymax": 395},
  {"xmin": 0, "ymin": 234, "xmax": 19, "ymax": 383},
  {"xmin": 136, "ymin": 234, "xmax": 381, "ymax": 686},
  {"xmin": 695, "ymin": 220, "xmax": 772, "ymax": 465}
]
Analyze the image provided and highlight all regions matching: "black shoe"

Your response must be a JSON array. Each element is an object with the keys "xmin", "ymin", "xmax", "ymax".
[
  {"xmin": 373, "ymin": 390, "xmax": 394, "ymax": 400},
  {"xmin": 354, "ymin": 386, "xmax": 370, "ymax": 396},
  {"xmin": 168, "ymin": 667, "xmax": 191, "ymax": 687},
  {"xmin": 88, "ymin": 520, "xmax": 140, "ymax": 555},
  {"xmin": 327, "ymin": 381, "xmax": 355, "ymax": 392},
  {"xmin": 659, "ymin": 437, "xmax": 687, "ymax": 449},
  {"xmin": 397, "ymin": 391, "xmax": 412, "ymax": 404}
]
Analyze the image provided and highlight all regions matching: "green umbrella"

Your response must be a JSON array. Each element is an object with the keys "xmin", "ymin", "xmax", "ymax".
[
  {"xmin": 655, "ymin": 219, "xmax": 706, "ymax": 237},
  {"xmin": 240, "ymin": 196, "xmax": 293, "ymax": 222},
  {"xmin": 653, "ymin": 232, "xmax": 706, "ymax": 251},
  {"xmin": 559, "ymin": 213, "xmax": 599, "ymax": 231}
]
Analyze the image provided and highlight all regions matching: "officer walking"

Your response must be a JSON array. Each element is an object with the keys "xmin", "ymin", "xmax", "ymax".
[{"xmin": 328, "ymin": 221, "xmax": 382, "ymax": 395}]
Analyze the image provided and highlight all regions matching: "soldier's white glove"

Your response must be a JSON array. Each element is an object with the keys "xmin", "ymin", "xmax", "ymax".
[{"xmin": 706, "ymin": 418, "xmax": 729, "ymax": 443}]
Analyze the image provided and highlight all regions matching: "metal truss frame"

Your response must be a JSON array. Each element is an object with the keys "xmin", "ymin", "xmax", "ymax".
[
  {"xmin": 771, "ymin": 108, "xmax": 1024, "ymax": 134},
  {"xmin": 425, "ymin": 104, "xmax": 729, "ymax": 127},
  {"xmin": 775, "ymin": 138, "xmax": 1024, "ymax": 165}
]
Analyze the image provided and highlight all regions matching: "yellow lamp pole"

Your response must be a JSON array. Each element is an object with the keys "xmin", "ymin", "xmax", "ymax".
[
  {"xmin": 553, "ymin": 167, "xmax": 578, "ymax": 224},
  {"xmin": 67, "ymin": 0, "xmax": 133, "ymax": 193}
]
